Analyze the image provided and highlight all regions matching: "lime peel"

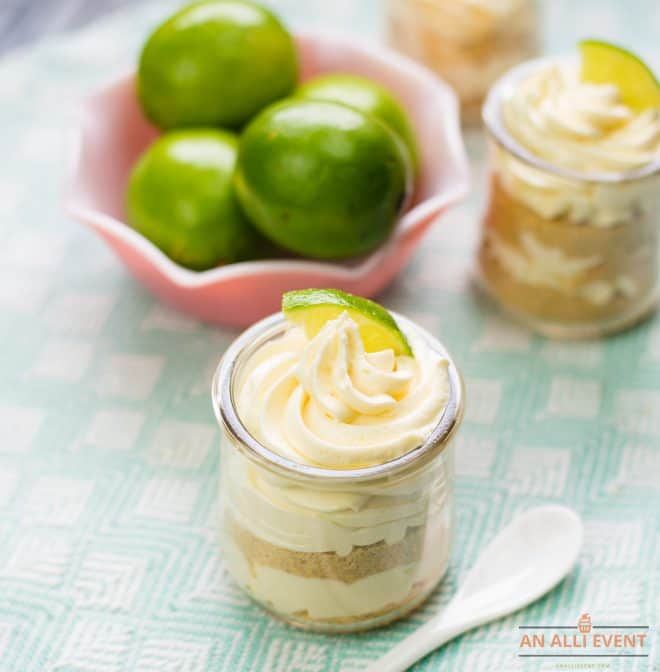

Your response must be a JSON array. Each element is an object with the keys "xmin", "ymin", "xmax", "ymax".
[
  {"xmin": 282, "ymin": 289, "xmax": 413, "ymax": 357},
  {"xmin": 579, "ymin": 39, "xmax": 660, "ymax": 112}
]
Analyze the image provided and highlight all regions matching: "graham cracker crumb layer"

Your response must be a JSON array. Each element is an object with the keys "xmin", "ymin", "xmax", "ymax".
[{"xmin": 231, "ymin": 517, "xmax": 424, "ymax": 584}]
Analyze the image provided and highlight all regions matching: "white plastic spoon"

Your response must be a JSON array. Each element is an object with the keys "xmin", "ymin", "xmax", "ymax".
[{"xmin": 365, "ymin": 505, "xmax": 583, "ymax": 672}]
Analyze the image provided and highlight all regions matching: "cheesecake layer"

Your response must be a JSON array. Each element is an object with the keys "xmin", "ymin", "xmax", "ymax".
[
  {"xmin": 224, "ymin": 537, "xmax": 423, "ymax": 620},
  {"xmin": 480, "ymin": 178, "xmax": 658, "ymax": 324}
]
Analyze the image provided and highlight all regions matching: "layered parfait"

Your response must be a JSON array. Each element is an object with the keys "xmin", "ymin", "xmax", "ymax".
[
  {"xmin": 479, "ymin": 41, "xmax": 660, "ymax": 337},
  {"xmin": 387, "ymin": 0, "xmax": 539, "ymax": 123},
  {"xmin": 213, "ymin": 289, "xmax": 464, "ymax": 631}
]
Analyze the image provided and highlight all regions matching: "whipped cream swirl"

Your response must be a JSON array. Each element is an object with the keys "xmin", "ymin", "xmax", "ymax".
[
  {"xmin": 236, "ymin": 313, "xmax": 449, "ymax": 469},
  {"xmin": 496, "ymin": 63, "xmax": 660, "ymax": 226},
  {"xmin": 503, "ymin": 64, "xmax": 660, "ymax": 173}
]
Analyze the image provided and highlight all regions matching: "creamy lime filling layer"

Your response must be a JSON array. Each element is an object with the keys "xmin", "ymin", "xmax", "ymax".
[
  {"xmin": 225, "ymin": 449, "xmax": 450, "ymax": 554},
  {"xmin": 499, "ymin": 63, "xmax": 660, "ymax": 226},
  {"xmin": 485, "ymin": 230, "xmax": 638, "ymax": 305},
  {"xmin": 224, "ymin": 538, "xmax": 420, "ymax": 620}
]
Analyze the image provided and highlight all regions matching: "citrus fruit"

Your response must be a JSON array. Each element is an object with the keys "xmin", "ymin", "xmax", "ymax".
[
  {"xmin": 138, "ymin": 0, "xmax": 298, "ymax": 129},
  {"xmin": 282, "ymin": 288, "xmax": 412, "ymax": 356},
  {"xmin": 126, "ymin": 129, "xmax": 267, "ymax": 271},
  {"xmin": 580, "ymin": 40, "xmax": 660, "ymax": 111},
  {"xmin": 234, "ymin": 99, "xmax": 409, "ymax": 259},
  {"xmin": 297, "ymin": 73, "xmax": 419, "ymax": 172}
]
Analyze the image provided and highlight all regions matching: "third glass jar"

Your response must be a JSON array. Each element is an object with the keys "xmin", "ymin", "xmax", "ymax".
[{"xmin": 386, "ymin": 0, "xmax": 540, "ymax": 123}]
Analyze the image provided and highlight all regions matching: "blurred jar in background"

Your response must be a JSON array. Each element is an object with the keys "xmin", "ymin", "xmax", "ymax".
[{"xmin": 386, "ymin": 0, "xmax": 540, "ymax": 124}]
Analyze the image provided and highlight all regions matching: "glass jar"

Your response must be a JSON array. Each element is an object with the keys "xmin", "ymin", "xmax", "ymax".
[
  {"xmin": 211, "ymin": 312, "xmax": 464, "ymax": 632},
  {"xmin": 479, "ymin": 60, "xmax": 660, "ymax": 339},
  {"xmin": 386, "ymin": 0, "xmax": 539, "ymax": 124}
]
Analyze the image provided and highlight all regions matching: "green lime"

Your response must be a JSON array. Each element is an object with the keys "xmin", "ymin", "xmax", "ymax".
[
  {"xmin": 580, "ymin": 40, "xmax": 660, "ymax": 111},
  {"xmin": 138, "ymin": 0, "xmax": 298, "ymax": 129},
  {"xmin": 282, "ymin": 289, "xmax": 412, "ymax": 356},
  {"xmin": 235, "ymin": 99, "xmax": 409, "ymax": 259},
  {"xmin": 126, "ymin": 129, "xmax": 267, "ymax": 271},
  {"xmin": 297, "ymin": 73, "xmax": 419, "ymax": 172}
]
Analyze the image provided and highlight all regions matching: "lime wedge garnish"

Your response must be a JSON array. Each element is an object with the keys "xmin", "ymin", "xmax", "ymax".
[
  {"xmin": 580, "ymin": 39, "xmax": 660, "ymax": 111},
  {"xmin": 282, "ymin": 289, "xmax": 413, "ymax": 356}
]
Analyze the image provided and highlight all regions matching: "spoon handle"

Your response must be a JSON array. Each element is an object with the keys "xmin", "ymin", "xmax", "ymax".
[{"xmin": 364, "ymin": 616, "xmax": 467, "ymax": 672}]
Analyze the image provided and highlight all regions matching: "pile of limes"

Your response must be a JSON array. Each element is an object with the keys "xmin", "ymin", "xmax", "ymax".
[{"xmin": 126, "ymin": 0, "xmax": 418, "ymax": 271}]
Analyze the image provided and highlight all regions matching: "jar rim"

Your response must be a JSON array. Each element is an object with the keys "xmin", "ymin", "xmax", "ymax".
[
  {"xmin": 482, "ymin": 55, "xmax": 660, "ymax": 185},
  {"xmin": 211, "ymin": 312, "xmax": 464, "ymax": 484}
]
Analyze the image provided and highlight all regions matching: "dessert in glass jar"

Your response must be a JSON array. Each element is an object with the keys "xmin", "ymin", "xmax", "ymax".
[
  {"xmin": 212, "ymin": 290, "xmax": 464, "ymax": 632},
  {"xmin": 386, "ymin": 0, "xmax": 539, "ymax": 123},
  {"xmin": 479, "ymin": 43, "xmax": 660, "ymax": 338}
]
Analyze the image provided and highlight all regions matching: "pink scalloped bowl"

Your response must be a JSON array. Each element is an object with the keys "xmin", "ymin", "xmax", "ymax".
[{"xmin": 64, "ymin": 30, "xmax": 469, "ymax": 327}]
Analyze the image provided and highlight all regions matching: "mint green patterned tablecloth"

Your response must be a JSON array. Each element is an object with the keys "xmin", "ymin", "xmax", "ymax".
[{"xmin": 1, "ymin": 1, "xmax": 659, "ymax": 670}]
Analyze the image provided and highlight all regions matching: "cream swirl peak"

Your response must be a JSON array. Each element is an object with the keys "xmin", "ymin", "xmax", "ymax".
[
  {"xmin": 503, "ymin": 63, "xmax": 660, "ymax": 173},
  {"xmin": 295, "ymin": 313, "xmax": 413, "ymax": 421},
  {"xmin": 236, "ymin": 313, "xmax": 449, "ymax": 469}
]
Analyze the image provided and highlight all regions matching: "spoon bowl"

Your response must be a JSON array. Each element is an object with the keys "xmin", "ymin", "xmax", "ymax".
[{"xmin": 451, "ymin": 504, "xmax": 583, "ymax": 612}]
